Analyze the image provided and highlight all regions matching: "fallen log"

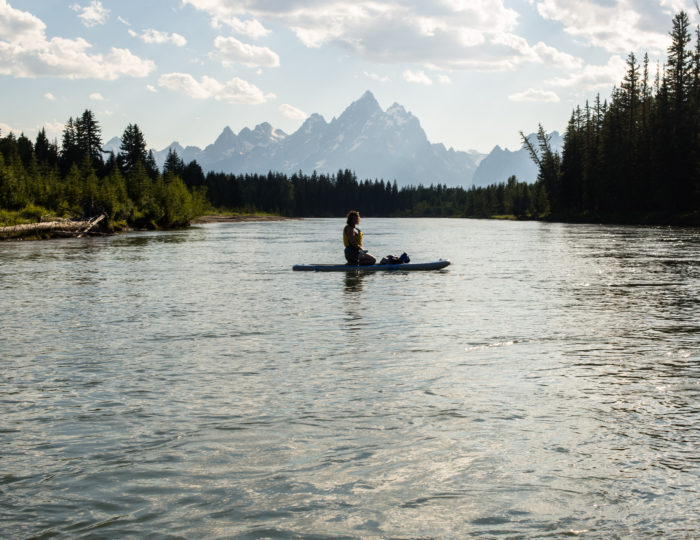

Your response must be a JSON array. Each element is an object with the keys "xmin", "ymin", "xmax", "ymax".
[
  {"xmin": 77, "ymin": 214, "xmax": 106, "ymax": 238},
  {"xmin": 0, "ymin": 215, "xmax": 107, "ymax": 239}
]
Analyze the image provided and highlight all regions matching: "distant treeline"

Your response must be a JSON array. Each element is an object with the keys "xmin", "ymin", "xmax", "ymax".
[
  {"xmin": 197, "ymin": 169, "xmax": 549, "ymax": 218},
  {"xmin": 523, "ymin": 11, "xmax": 700, "ymax": 224}
]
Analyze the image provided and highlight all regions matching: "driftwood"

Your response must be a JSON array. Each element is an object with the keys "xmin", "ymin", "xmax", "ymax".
[
  {"xmin": 77, "ymin": 214, "xmax": 106, "ymax": 237},
  {"xmin": 0, "ymin": 214, "xmax": 106, "ymax": 239}
]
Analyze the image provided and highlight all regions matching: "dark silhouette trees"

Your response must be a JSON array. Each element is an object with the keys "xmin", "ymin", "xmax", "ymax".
[{"xmin": 525, "ymin": 10, "xmax": 699, "ymax": 223}]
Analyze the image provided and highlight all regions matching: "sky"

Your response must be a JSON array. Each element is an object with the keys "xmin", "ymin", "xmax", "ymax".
[{"xmin": 1, "ymin": 0, "xmax": 698, "ymax": 155}]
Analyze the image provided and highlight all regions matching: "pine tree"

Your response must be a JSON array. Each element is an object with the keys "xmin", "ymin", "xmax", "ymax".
[
  {"xmin": 667, "ymin": 11, "xmax": 693, "ymax": 110},
  {"xmin": 145, "ymin": 150, "xmax": 159, "ymax": 180},
  {"xmin": 621, "ymin": 52, "xmax": 640, "ymax": 131},
  {"xmin": 60, "ymin": 117, "xmax": 80, "ymax": 174},
  {"xmin": 163, "ymin": 148, "xmax": 185, "ymax": 179},
  {"xmin": 75, "ymin": 109, "xmax": 103, "ymax": 169},
  {"xmin": 182, "ymin": 160, "xmax": 205, "ymax": 188},
  {"xmin": 34, "ymin": 128, "xmax": 59, "ymax": 169},
  {"xmin": 521, "ymin": 125, "xmax": 560, "ymax": 212},
  {"xmin": 118, "ymin": 123, "xmax": 148, "ymax": 176},
  {"xmin": 665, "ymin": 11, "xmax": 695, "ymax": 211}
]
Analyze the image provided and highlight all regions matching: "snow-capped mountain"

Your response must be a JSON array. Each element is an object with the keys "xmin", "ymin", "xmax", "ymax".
[
  {"xmin": 104, "ymin": 91, "xmax": 562, "ymax": 188},
  {"xmin": 106, "ymin": 91, "xmax": 483, "ymax": 187},
  {"xmin": 102, "ymin": 136, "xmax": 121, "ymax": 156}
]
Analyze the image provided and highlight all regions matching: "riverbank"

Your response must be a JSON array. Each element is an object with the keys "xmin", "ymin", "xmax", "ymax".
[
  {"xmin": 0, "ymin": 213, "xmax": 297, "ymax": 241},
  {"xmin": 0, "ymin": 215, "xmax": 107, "ymax": 241}
]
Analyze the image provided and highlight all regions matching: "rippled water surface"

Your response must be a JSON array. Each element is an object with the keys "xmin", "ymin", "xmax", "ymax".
[{"xmin": 2, "ymin": 218, "xmax": 699, "ymax": 538}]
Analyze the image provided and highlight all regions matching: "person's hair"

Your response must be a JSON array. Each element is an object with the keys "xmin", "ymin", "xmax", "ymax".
[{"xmin": 346, "ymin": 210, "xmax": 360, "ymax": 225}]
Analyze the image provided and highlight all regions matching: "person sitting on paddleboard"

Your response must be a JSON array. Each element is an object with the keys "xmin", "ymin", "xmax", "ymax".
[{"xmin": 344, "ymin": 211, "xmax": 376, "ymax": 266}]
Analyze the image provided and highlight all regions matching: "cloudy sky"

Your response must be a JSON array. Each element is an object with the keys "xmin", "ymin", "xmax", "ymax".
[{"xmin": 1, "ymin": 0, "xmax": 696, "ymax": 154}]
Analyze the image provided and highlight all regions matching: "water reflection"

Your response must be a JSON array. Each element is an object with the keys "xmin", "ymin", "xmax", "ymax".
[
  {"xmin": 344, "ymin": 271, "xmax": 365, "ymax": 294},
  {"xmin": 342, "ymin": 272, "xmax": 366, "ymax": 336}
]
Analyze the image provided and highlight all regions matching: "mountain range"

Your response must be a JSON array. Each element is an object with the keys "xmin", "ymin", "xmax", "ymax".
[{"xmin": 103, "ymin": 91, "xmax": 562, "ymax": 188}]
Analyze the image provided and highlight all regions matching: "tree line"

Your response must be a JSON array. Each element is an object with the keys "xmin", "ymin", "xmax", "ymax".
[
  {"xmin": 523, "ymin": 10, "xmax": 700, "ymax": 224},
  {"xmin": 183, "ymin": 168, "xmax": 548, "ymax": 219},
  {"xmin": 0, "ymin": 110, "xmax": 206, "ymax": 229},
  {"xmin": 0, "ymin": 112, "xmax": 550, "ymax": 227}
]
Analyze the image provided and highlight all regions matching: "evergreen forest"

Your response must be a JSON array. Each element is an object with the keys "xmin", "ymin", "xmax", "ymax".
[
  {"xmin": 0, "ymin": 111, "xmax": 207, "ymax": 230},
  {"xmin": 522, "ymin": 10, "xmax": 700, "ymax": 224},
  {"xmin": 1, "ymin": 10, "xmax": 698, "ymax": 232}
]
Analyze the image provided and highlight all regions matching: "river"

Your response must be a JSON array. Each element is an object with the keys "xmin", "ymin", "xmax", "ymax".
[{"xmin": 1, "ymin": 218, "xmax": 699, "ymax": 538}]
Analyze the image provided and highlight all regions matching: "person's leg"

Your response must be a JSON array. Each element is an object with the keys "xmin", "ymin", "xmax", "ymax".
[
  {"xmin": 345, "ymin": 246, "xmax": 360, "ymax": 264},
  {"xmin": 359, "ymin": 252, "xmax": 376, "ymax": 265}
]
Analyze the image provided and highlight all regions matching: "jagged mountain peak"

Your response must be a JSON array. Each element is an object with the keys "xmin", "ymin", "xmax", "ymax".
[
  {"xmin": 384, "ymin": 102, "xmax": 418, "ymax": 130},
  {"xmin": 299, "ymin": 113, "xmax": 327, "ymax": 133},
  {"xmin": 337, "ymin": 90, "xmax": 382, "ymax": 123},
  {"xmin": 137, "ymin": 92, "xmax": 497, "ymax": 187},
  {"xmin": 214, "ymin": 126, "xmax": 236, "ymax": 146},
  {"xmin": 386, "ymin": 102, "xmax": 406, "ymax": 113},
  {"xmin": 359, "ymin": 89, "xmax": 380, "ymax": 105},
  {"xmin": 253, "ymin": 122, "xmax": 272, "ymax": 134},
  {"xmin": 239, "ymin": 122, "xmax": 285, "ymax": 140}
]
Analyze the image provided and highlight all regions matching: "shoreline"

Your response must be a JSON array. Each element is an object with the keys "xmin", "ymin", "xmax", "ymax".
[{"xmin": 0, "ymin": 214, "xmax": 298, "ymax": 241}]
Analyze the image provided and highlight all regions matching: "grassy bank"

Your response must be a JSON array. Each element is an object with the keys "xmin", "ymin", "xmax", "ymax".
[{"xmin": 0, "ymin": 205, "xmax": 64, "ymax": 228}]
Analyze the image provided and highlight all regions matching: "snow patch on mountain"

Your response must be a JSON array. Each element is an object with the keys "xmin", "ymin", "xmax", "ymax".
[{"xmin": 106, "ymin": 91, "xmax": 565, "ymax": 188}]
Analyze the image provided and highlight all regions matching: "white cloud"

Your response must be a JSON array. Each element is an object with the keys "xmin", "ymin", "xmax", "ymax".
[
  {"xmin": 43, "ymin": 120, "xmax": 65, "ymax": 139},
  {"xmin": 364, "ymin": 71, "xmax": 390, "ymax": 83},
  {"xmin": 509, "ymin": 88, "xmax": 560, "ymax": 102},
  {"xmin": 212, "ymin": 16, "xmax": 269, "ymax": 39},
  {"xmin": 438, "ymin": 74, "xmax": 452, "ymax": 84},
  {"xmin": 547, "ymin": 55, "xmax": 627, "ymax": 90},
  {"xmin": 0, "ymin": 0, "xmax": 46, "ymax": 46},
  {"xmin": 403, "ymin": 69, "xmax": 432, "ymax": 85},
  {"xmin": 70, "ymin": 1, "xmax": 109, "ymax": 28},
  {"xmin": 531, "ymin": 41, "xmax": 582, "ymax": 70},
  {"xmin": 182, "ymin": 0, "xmax": 568, "ymax": 72},
  {"xmin": 146, "ymin": 84, "xmax": 157, "ymax": 93},
  {"xmin": 0, "ymin": 2, "xmax": 154, "ymax": 79},
  {"xmin": 158, "ymin": 72, "xmax": 275, "ymax": 104},
  {"xmin": 535, "ymin": 0, "xmax": 672, "ymax": 54},
  {"xmin": 214, "ymin": 36, "xmax": 279, "ymax": 67},
  {"xmin": 129, "ymin": 29, "xmax": 187, "ymax": 47},
  {"xmin": 279, "ymin": 103, "xmax": 307, "ymax": 119},
  {"xmin": 44, "ymin": 92, "xmax": 56, "ymax": 101},
  {"xmin": 0, "ymin": 121, "xmax": 18, "ymax": 134},
  {"xmin": 659, "ymin": 0, "xmax": 694, "ymax": 13},
  {"xmin": 89, "ymin": 92, "xmax": 104, "ymax": 100},
  {"xmin": 117, "ymin": 16, "xmax": 130, "ymax": 26}
]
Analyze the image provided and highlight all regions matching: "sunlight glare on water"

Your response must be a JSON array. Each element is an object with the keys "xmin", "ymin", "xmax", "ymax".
[{"xmin": 1, "ymin": 218, "xmax": 699, "ymax": 538}]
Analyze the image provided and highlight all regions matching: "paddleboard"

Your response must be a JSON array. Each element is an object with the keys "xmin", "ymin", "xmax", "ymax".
[{"xmin": 293, "ymin": 259, "xmax": 450, "ymax": 272}]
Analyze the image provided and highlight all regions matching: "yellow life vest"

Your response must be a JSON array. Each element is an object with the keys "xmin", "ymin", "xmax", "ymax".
[{"xmin": 343, "ymin": 227, "xmax": 363, "ymax": 248}]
